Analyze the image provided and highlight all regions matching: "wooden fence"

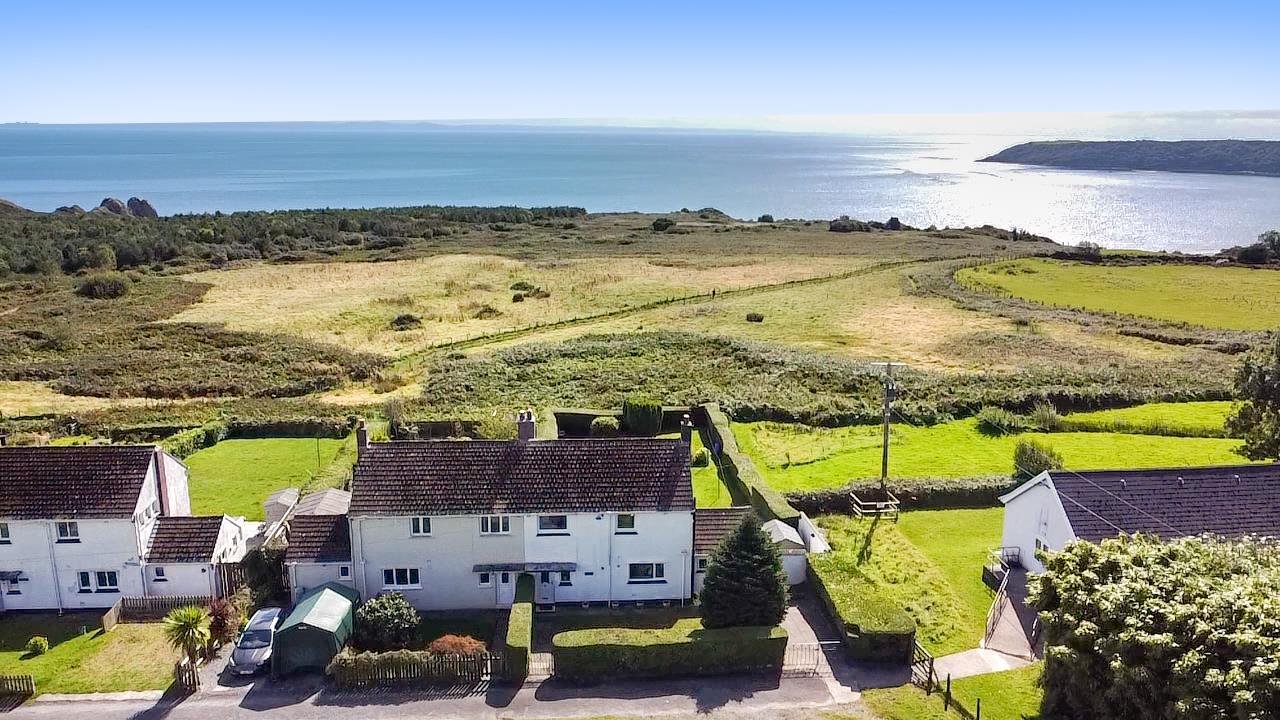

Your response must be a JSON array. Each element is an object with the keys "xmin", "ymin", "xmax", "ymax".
[
  {"xmin": 0, "ymin": 675, "xmax": 35, "ymax": 696},
  {"xmin": 122, "ymin": 595, "xmax": 213, "ymax": 621},
  {"xmin": 329, "ymin": 652, "xmax": 506, "ymax": 688},
  {"xmin": 173, "ymin": 659, "xmax": 200, "ymax": 693},
  {"xmin": 101, "ymin": 598, "xmax": 122, "ymax": 632}
]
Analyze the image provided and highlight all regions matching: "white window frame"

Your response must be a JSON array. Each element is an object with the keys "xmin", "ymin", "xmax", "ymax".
[
  {"xmin": 558, "ymin": 570, "xmax": 572, "ymax": 586},
  {"xmin": 627, "ymin": 562, "xmax": 666, "ymax": 584},
  {"xmin": 410, "ymin": 516, "xmax": 432, "ymax": 536},
  {"xmin": 478, "ymin": 572, "xmax": 493, "ymax": 587},
  {"xmin": 339, "ymin": 565, "xmax": 351, "ymax": 578},
  {"xmin": 537, "ymin": 515, "xmax": 568, "ymax": 534},
  {"xmin": 615, "ymin": 514, "xmax": 636, "ymax": 533},
  {"xmin": 56, "ymin": 521, "xmax": 80, "ymax": 543},
  {"xmin": 87, "ymin": 570, "xmax": 119, "ymax": 593},
  {"xmin": 0, "ymin": 523, "xmax": 9, "ymax": 543},
  {"xmin": 78, "ymin": 571, "xmax": 92, "ymax": 593},
  {"xmin": 480, "ymin": 515, "xmax": 511, "ymax": 535},
  {"xmin": 381, "ymin": 567, "xmax": 421, "ymax": 589},
  {"xmin": 153, "ymin": 566, "xmax": 167, "ymax": 582},
  {"xmin": 696, "ymin": 556, "xmax": 709, "ymax": 573},
  {"xmin": 2, "ymin": 577, "xmax": 19, "ymax": 595}
]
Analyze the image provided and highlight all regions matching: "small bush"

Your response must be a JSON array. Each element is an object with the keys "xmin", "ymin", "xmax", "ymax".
[
  {"xmin": 651, "ymin": 218, "xmax": 676, "ymax": 232},
  {"xmin": 25, "ymin": 636, "xmax": 49, "ymax": 656},
  {"xmin": 355, "ymin": 593, "xmax": 420, "ymax": 651},
  {"xmin": 208, "ymin": 597, "xmax": 242, "ymax": 646},
  {"xmin": 590, "ymin": 416, "xmax": 620, "ymax": 437},
  {"xmin": 1029, "ymin": 401, "xmax": 1062, "ymax": 431},
  {"xmin": 757, "ymin": 214, "xmax": 774, "ymax": 223},
  {"xmin": 467, "ymin": 303, "xmax": 502, "ymax": 320},
  {"xmin": 745, "ymin": 312, "xmax": 764, "ymax": 323},
  {"xmin": 691, "ymin": 447, "xmax": 710, "ymax": 466},
  {"xmin": 390, "ymin": 313, "xmax": 422, "ymax": 331},
  {"xmin": 76, "ymin": 272, "xmax": 131, "ymax": 299},
  {"xmin": 474, "ymin": 413, "xmax": 517, "ymax": 439},
  {"xmin": 622, "ymin": 393, "xmax": 663, "ymax": 436},
  {"xmin": 975, "ymin": 406, "xmax": 1030, "ymax": 436},
  {"xmin": 1014, "ymin": 438, "xmax": 1064, "ymax": 480},
  {"xmin": 511, "ymin": 293, "xmax": 525, "ymax": 303},
  {"xmin": 428, "ymin": 634, "xmax": 486, "ymax": 656},
  {"xmin": 509, "ymin": 280, "xmax": 536, "ymax": 292}
]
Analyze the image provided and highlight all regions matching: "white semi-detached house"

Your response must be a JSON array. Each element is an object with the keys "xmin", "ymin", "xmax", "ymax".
[
  {"xmin": 0, "ymin": 445, "xmax": 247, "ymax": 610},
  {"xmin": 346, "ymin": 414, "xmax": 697, "ymax": 609}
]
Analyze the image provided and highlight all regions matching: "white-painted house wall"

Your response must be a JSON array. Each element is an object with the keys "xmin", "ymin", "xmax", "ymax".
[
  {"xmin": 288, "ymin": 562, "xmax": 355, "ymax": 603},
  {"xmin": 999, "ymin": 474, "xmax": 1077, "ymax": 573},
  {"xmin": 143, "ymin": 516, "xmax": 248, "ymax": 597},
  {"xmin": 350, "ymin": 510, "xmax": 694, "ymax": 610}
]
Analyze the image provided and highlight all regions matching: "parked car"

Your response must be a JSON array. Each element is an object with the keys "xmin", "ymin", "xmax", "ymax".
[{"xmin": 228, "ymin": 607, "xmax": 283, "ymax": 675}]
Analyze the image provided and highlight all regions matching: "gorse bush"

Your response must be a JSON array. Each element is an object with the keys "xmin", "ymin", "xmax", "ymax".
[
  {"xmin": 76, "ymin": 272, "xmax": 131, "ymax": 299},
  {"xmin": 354, "ymin": 592, "xmax": 419, "ymax": 651},
  {"xmin": 25, "ymin": 636, "xmax": 48, "ymax": 656}
]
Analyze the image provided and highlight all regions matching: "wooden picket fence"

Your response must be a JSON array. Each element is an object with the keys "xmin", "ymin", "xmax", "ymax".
[
  {"xmin": 174, "ymin": 659, "xmax": 200, "ymax": 693},
  {"xmin": 121, "ymin": 595, "xmax": 212, "ymax": 621},
  {"xmin": 329, "ymin": 652, "xmax": 506, "ymax": 688},
  {"xmin": 0, "ymin": 674, "xmax": 35, "ymax": 696}
]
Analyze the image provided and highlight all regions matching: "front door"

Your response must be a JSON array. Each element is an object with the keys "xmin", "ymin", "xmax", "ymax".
[
  {"xmin": 496, "ymin": 571, "xmax": 515, "ymax": 607},
  {"xmin": 536, "ymin": 571, "xmax": 556, "ymax": 605}
]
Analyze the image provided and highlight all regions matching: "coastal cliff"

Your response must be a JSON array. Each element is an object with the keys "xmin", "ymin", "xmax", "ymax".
[{"xmin": 980, "ymin": 140, "xmax": 1280, "ymax": 176}]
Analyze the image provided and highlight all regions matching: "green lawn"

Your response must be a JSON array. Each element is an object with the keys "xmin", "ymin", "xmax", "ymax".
[
  {"xmin": 185, "ymin": 437, "xmax": 345, "ymax": 519},
  {"xmin": 862, "ymin": 664, "xmax": 1043, "ymax": 720},
  {"xmin": 0, "ymin": 614, "xmax": 175, "ymax": 695},
  {"xmin": 660, "ymin": 431, "xmax": 737, "ymax": 508},
  {"xmin": 1063, "ymin": 401, "xmax": 1233, "ymax": 436},
  {"xmin": 957, "ymin": 258, "xmax": 1280, "ymax": 331},
  {"xmin": 737, "ymin": 417, "xmax": 1247, "ymax": 493}
]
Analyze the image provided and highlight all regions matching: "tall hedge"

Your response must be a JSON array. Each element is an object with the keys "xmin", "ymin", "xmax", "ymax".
[
  {"xmin": 622, "ymin": 394, "xmax": 663, "ymax": 436},
  {"xmin": 503, "ymin": 574, "xmax": 534, "ymax": 680},
  {"xmin": 700, "ymin": 403, "xmax": 799, "ymax": 522},
  {"xmin": 808, "ymin": 555, "xmax": 915, "ymax": 664},
  {"xmin": 160, "ymin": 420, "xmax": 228, "ymax": 459},
  {"xmin": 1032, "ymin": 535, "xmax": 1280, "ymax": 720},
  {"xmin": 552, "ymin": 621, "xmax": 787, "ymax": 681}
]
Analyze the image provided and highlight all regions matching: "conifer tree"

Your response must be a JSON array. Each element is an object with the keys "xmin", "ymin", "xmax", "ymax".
[{"xmin": 701, "ymin": 514, "xmax": 787, "ymax": 628}]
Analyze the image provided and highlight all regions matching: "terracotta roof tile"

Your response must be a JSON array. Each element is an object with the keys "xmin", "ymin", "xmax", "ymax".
[
  {"xmin": 1049, "ymin": 464, "xmax": 1280, "ymax": 542},
  {"xmin": 146, "ymin": 516, "xmax": 225, "ymax": 563},
  {"xmin": 0, "ymin": 446, "xmax": 156, "ymax": 519},
  {"xmin": 350, "ymin": 439, "xmax": 693, "ymax": 516},
  {"xmin": 285, "ymin": 515, "xmax": 351, "ymax": 563}
]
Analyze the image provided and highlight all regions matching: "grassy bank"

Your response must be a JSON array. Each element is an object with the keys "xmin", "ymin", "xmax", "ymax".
[
  {"xmin": 958, "ymin": 258, "xmax": 1280, "ymax": 331},
  {"xmin": 185, "ymin": 437, "xmax": 345, "ymax": 518}
]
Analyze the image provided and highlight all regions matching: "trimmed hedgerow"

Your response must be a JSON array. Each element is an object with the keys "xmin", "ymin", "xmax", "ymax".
[
  {"xmin": 551, "ymin": 619, "xmax": 787, "ymax": 681},
  {"xmin": 161, "ymin": 420, "xmax": 228, "ymax": 459},
  {"xmin": 700, "ymin": 403, "xmax": 800, "ymax": 522},
  {"xmin": 504, "ymin": 574, "xmax": 534, "ymax": 680},
  {"xmin": 787, "ymin": 476, "xmax": 1014, "ymax": 513},
  {"xmin": 808, "ymin": 555, "xmax": 915, "ymax": 664}
]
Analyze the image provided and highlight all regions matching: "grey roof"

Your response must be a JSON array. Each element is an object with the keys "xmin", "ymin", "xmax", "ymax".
[
  {"xmin": 1047, "ymin": 464, "xmax": 1280, "ymax": 542},
  {"xmin": 0, "ymin": 446, "xmax": 156, "ymax": 519},
  {"xmin": 295, "ymin": 489, "xmax": 351, "ymax": 516},
  {"xmin": 693, "ymin": 507, "xmax": 752, "ymax": 553},
  {"xmin": 284, "ymin": 515, "xmax": 351, "ymax": 563},
  {"xmin": 146, "ymin": 515, "xmax": 227, "ymax": 563},
  {"xmin": 351, "ymin": 439, "xmax": 693, "ymax": 516}
]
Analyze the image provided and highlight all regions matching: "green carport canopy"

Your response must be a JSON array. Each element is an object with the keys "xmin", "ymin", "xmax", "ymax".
[{"xmin": 272, "ymin": 582, "xmax": 359, "ymax": 676}]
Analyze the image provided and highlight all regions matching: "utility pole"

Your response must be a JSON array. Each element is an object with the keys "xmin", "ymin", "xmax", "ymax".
[{"xmin": 868, "ymin": 362, "xmax": 898, "ymax": 492}]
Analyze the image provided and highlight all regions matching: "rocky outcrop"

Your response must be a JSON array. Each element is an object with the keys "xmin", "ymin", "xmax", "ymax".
[
  {"xmin": 97, "ymin": 197, "xmax": 130, "ymax": 215},
  {"xmin": 127, "ymin": 197, "xmax": 158, "ymax": 218},
  {"xmin": 54, "ymin": 205, "xmax": 86, "ymax": 215}
]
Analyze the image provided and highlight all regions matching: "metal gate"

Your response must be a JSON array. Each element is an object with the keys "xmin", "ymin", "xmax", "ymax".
[
  {"xmin": 527, "ymin": 652, "xmax": 554, "ymax": 680},
  {"xmin": 782, "ymin": 642, "xmax": 834, "ymax": 677}
]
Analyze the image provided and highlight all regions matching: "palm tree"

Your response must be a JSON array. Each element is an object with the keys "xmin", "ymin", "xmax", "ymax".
[{"xmin": 163, "ymin": 606, "xmax": 210, "ymax": 665}]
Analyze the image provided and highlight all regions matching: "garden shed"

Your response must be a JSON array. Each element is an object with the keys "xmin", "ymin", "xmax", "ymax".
[{"xmin": 272, "ymin": 581, "xmax": 359, "ymax": 676}]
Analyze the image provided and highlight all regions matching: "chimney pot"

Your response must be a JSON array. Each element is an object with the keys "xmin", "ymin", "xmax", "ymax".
[
  {"xmin": 516, "ymin": 408, "xmax": 537, "ymax": 442},
  {"xmin": 679, "ymin": 413, "xmax": 693, "ymax": 445}
]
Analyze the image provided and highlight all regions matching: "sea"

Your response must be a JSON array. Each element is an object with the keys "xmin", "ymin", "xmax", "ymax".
[{"xmin": 1, "ymin": 122, "xmax": 1278, "ymax": 254}]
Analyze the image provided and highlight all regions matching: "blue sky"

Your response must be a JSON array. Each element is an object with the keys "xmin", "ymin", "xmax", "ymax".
[{"xmin": 5, "ymin": 0, "xmax": 1278, "ymax": 125}]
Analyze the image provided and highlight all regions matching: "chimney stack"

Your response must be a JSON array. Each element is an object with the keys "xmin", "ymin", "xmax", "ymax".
[
  {"xmin": 356, "ymin": 419, "xmax": 369, "ymax": 458},
  {"xmin": 516, "ymin": 408, "xmax": 537, "ymax": 442},
  {"xmin": 679, "ymin": 413, "xmax": 693, "ymax": 446}
]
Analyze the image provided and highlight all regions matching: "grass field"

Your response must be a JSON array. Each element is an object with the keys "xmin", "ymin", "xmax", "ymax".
[
  {"xmin": 184, "ymin": 437, "xmax": 345, "ymax": 519},
  {"xmin": 1062, "ymin": 400, "xmax": 1233, "ymax": 436},
  {"xmin": 0, "ymin": 614, "xmax": 174, "ymax": 695},
  {"xmin": 958, "ymin": 258, "xmax": 1280, "ymax": 331},
  {"xmin": 862, "ymin": 664, "xmax": 1042, "ymax": 720},
  {"xmin": 737, "ymin": 416, "xmax": 1248, "ymax": 493},
  {"xmin": 660, "ymin": 431, "xmax": 736, "ymax": 508}
]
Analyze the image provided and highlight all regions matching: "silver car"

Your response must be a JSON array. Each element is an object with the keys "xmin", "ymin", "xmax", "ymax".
[{"xmin": 228, "ymin": 607, "xmax": 282, "ymax": 675}]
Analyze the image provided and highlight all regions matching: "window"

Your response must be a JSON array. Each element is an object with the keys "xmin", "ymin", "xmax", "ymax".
[
  {"xmin": 537, "ymin": 515, "xmax": 568, "ymax": 534},
  {"xmin": 410, "ymin": 516, "xmax": 432, "ymax": 536},
  {"xmin": 558, "ymin": 570, "xmax": 572, "ymax": 586},
  {"xmin": 2, "ymin": 578, "xmax": 19, "ymax": 596},
  {"xmin": 1035, "ymin": 538, "xmax": 1048, "ymax": 553},
  {"xmin": 381, "ymin": 567, "xmax": 421, "ymax": 589},
  {"xmin": 153, "ymin": 566, "xmax": 167, "ymax": 582},
  {"xmin": 697, "ymin": 557, "xmax": 709, "ymax": 573},
  {"xmin": 0, "ymin": 523, "xmax": 9, "ymax": 544},
  {"xmin": 78, "ymin": 571, "xmax": 92, "ymax": 593},
  {"xmin": 500, "ymin": 572, "xmax": 510, "ymax": 584},
  {"xmin": 339, "ymin": 566, "xmax": 351, "ymax": 578},
  {"xmin": 615, "ymin": 514, "xmax": 636, "ymax": 533},
  {"xmin": 478, "ymin": 572, "xmax": 492, "ymax": 587},
  {"xmin": 628, "ymin": 562, "xmax": 666, "ymax": 583},
  {"xmin": 480, "ymin": 515, "xmax": 510, "ymax": 535},
  {"xmin": 539, "ymin": 571, "xmax": 551, "ymax": 584},
  {"xmin": 95, "ymin": 571, "xmax": 119, "ymax": 592},
  {"xmin": 56, "ymin": 521, "xmax": 79, "ymax": 543}
]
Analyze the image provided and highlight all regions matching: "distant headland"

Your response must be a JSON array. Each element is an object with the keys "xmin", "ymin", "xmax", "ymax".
[{"xmin": 980, "ymin": 139, "xmax": 1280, "ymax": 177}]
